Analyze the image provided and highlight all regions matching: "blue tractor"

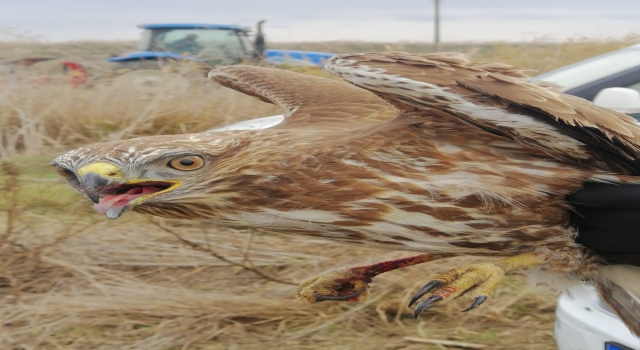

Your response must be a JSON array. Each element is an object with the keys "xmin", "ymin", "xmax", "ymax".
[{"xmin": 108, "ymin": 22, "xmax": 334, "ymax": 68}]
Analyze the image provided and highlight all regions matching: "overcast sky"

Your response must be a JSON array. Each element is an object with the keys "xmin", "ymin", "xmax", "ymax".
[{"xmin": 2, "ymin": 0, "xmax": 639, "ymax": 42}]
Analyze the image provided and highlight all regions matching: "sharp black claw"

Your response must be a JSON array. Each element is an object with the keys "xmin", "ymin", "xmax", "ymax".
[
  {"xmin": 413, "ymin": 295, "xmax": 443, "ymax": 318},
  {"xmin": 462, "ymin": 295, "xmax": 487, "ymax": 312},
  {"xmin": 314, "ymin": 287, "xmax": 367, "ymax": 302},
  {"xmin": 408, "ymin": 280, "xmax": 443, "ymax": 307}
]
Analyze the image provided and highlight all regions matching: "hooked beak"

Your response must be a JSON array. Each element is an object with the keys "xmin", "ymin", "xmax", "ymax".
[
  {"xmin": 80, "ymin": 171, "xmax": 116, "ymax": 204},
  {"xmin": 76, "ymin": 162, "xmax": 180, "ymax": 219}
]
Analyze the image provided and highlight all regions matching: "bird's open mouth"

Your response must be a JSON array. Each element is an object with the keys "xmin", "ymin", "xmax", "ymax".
[{"xmin": 91, "ymin": 181, "xmax": 178, "ymax": 219}]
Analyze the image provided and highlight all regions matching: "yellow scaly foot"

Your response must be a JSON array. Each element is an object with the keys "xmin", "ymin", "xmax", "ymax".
[{"xmin": 409, "ymin": 252, "xmax": 546, "ymax": 317}]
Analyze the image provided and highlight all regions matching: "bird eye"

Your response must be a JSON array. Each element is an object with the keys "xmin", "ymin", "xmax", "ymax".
[{"xmin": 168, "ymin": 156, "xmax": 204, "ymax": 171}]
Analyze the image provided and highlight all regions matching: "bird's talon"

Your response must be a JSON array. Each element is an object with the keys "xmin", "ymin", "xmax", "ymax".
[
  {"xmin": 413, "ymin": 295, "xmax": 443, "ymax": 318},
  {"xmin": 295, "ymin": 268, "xmax": 372, "ymax": 304},
  {"xmin": 409, "ymin": 261, "xmax": 517, "ymax": 316},
  {"xmin": 409, "ymin": 280, "xmax": 443, "ymax": 307},
  {"xmin": 462, "ymin": 295, "xmax": 488, "ymax": 312}
]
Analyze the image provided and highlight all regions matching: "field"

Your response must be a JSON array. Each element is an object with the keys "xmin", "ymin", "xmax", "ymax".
[{"xmin": 1, "ymin": 36, "xmax": 639, "ymax": 349}]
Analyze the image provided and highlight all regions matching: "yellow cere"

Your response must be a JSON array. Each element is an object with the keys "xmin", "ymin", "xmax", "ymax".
[{"xmin": 77, "ymin": 162, "xmax": 124, "ymax": 178}]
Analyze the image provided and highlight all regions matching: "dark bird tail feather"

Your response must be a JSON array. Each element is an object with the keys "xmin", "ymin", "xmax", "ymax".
[{"xmin": 598, "ymin": 265, "xmax": 640, "ymax": 337}]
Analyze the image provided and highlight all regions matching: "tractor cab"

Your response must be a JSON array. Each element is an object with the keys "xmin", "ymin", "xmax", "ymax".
[
  {"xmin": 108, "ymin": 22, "xmax": 335, "ymax": 68},
  {"xmin": 109, "ymin": 23, "xmax": 259, "ymax": 66},
  {"xmin": 139, "ymin": 24, "xmax": 254, "ymax": 64}
]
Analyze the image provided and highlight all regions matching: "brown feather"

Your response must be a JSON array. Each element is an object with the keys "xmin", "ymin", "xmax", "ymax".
[
  {"xmin": 326, "ymin": 52, "xmax": 640, "ymax": 173},
  {"xmin": 52, "ymin": 52, "xmax": 640, "ymax": 334},
  {"xmin": 208, "ymin": 66, "xmax": 398, "ymax": 128}
]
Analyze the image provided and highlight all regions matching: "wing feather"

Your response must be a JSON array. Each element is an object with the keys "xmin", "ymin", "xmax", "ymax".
[
  {"xmin": 326, "ymin": 52, "xmax": 640, "ymax": 173},
  {"xmin": 207, "ymin": 65, "xmax": 397, "ymax": 128}
]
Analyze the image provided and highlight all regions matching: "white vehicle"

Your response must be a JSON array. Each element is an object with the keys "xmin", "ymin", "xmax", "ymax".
[
  {"xmin": 556, "ymin": 283, "xmax": 638, "ymax": 350},
  {"xmin": 536, "ymin": 43, "xmax": 640, "ymax": 117},
  {"xmin": 206, "ymin": 114, "xmax": 284, "ymax": 132}
]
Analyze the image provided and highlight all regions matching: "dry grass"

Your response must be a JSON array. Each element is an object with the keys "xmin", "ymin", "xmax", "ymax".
[
  {"xmin": 0, "ymin": 66, "xmax": 282, "ymax": 157},
  {"xmin": 0, "ymin": 40, "xmax": 137, "ymax": 65},
  {"xmin": 0, "ymin": 157, "xmax": 558, "ymax": 349},
  {"xmin": 1, "ymin": 36, "xmax": 639, "ymax": 349}
]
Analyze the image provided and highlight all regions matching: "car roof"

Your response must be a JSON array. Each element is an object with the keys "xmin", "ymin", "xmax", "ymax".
[
  {"xmin": 535, "ymin": 43, "xmax": 640, "ymax": 92},
  {"xmin": 137, "ymin": 23, "xmax": 250, "ymax": 31}
]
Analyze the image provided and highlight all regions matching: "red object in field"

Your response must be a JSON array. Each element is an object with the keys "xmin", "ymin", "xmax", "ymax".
[
  {"xmin": 7, "ymin": 57, "xmax": 57, "ymax": 67},
  {"xmin": 61, "ymin": 61, "xmax": 88, "ymax": 87}
]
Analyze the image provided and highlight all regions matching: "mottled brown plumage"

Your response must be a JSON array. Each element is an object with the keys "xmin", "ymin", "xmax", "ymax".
[{"xmin": 52, "ymin": 52, "xmax": 640, "ymax": 335}]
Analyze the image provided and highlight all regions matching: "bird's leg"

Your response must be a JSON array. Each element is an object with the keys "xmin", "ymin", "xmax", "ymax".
[
  {"xmin": 409, "ymin": 252, "xmax": 546, "ymax": 317},
  {"xmin": 296, "ymin": 253, "xmax": 454, "ymax": 303}
]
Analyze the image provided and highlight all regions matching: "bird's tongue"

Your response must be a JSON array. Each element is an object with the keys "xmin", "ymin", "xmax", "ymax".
[{"xmin": 93, "ymin": 186, "xmax": 162, "ymax": 219}]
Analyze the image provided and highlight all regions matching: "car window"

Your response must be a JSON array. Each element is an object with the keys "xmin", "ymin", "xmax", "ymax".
[
  {"xmin": 622, "ymin": 81, "xmax": 640, "ymax": 121},
  {"xmin": 536, "ymin": 46, "xmax": 640, "ymax": 91},
  {"xmin": 626, "ymin": 81, "xmax": 640, "ymax": 94},
  {"xmin": 624, "ymin": 81, "xmax": 640, "ymax": 121}
]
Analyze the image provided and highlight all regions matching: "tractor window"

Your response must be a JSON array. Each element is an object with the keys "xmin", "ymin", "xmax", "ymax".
[
  {"xmin": 237, "ymin": 32, "xmax": 255, "ymax": 58},
  {"xmin": 141, "ymin": 28, "xmax": 247, "ymax": 63},
  {"xmin": 139, "ymin": 30, "xmax": 153, "ymax": 51}
]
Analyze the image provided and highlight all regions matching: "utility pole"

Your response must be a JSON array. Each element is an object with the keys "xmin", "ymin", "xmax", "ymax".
[{"xmin": 434, "ymin": 0, "xmax": 441, "ymax": 52}]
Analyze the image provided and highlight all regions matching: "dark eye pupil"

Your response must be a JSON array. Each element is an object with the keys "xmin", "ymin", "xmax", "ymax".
[{"xmin": 180, "ymin": 159, "xmax": 194, "ymax": 166}]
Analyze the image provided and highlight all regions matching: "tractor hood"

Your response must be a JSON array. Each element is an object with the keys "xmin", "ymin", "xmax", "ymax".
[
  {"xmin": 107, "ymin": 51, "xmax": 206, "ymax": 63},
  {"xmin": 107, "ymin": 50, "xmax": 334, "ymax": 68},
  {"xmin": 265, "ymin": 50, "xmax": 335, "ymax": 67}
]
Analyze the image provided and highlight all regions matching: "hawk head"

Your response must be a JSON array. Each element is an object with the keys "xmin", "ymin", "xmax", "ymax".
[{"xmin": 51, "ymin": 133, "xmax": 247, "ymax": 219}]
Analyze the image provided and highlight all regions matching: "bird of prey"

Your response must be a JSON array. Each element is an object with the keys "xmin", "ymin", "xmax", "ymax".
[{"xmin": 52, "ymin": 52, "xmax": 640, "ymax": 335}]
